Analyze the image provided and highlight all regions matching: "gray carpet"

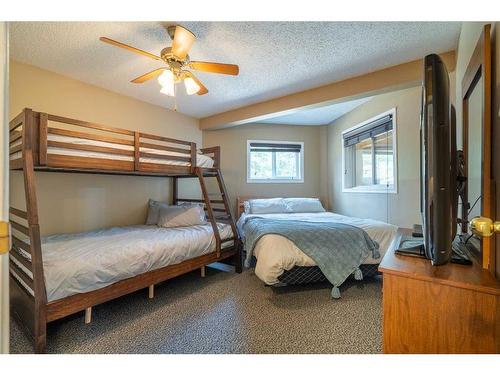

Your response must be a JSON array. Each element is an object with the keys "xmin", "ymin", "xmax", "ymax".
[{"xmin": 10, "ymin": 268, "xmax": 382, "ymax": 354}]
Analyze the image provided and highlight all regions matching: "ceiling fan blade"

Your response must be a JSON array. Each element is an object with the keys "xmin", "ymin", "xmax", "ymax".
[
  {"xmin": 99, "ymin": 37, "xmax": 161, "ymax": 61},
  {"xmin": 185, "ymin": 71, "xmax": 208, "ymax": 95},
  {"xmin": 171, "ymin": 26, "xmax": 196, "ymax": 60},
  {"xmin": 131, "ymin": 68, "xmax": 167, "ymax": 84},
  {"xmin": 189, "ymin": 61, "xmax": 239, "ymax": 76}
]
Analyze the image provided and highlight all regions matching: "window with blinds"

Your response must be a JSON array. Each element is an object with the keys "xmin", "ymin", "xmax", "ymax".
[
  {"xmin": 247, "ymin": 140, "xmax": 304, "ymax": 183},
  {"xmin": 342, "ymin": 109, "xmax": 397, "ymax": 193}
]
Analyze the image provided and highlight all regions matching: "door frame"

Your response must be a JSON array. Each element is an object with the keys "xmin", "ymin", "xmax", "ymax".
[
  {"xmin": 461, "ymin": 24, "xmax": 495, "ymax": 272},
  {"xmin": 0, "ymin": 21, "xmax": 10, "ymax": 354}
]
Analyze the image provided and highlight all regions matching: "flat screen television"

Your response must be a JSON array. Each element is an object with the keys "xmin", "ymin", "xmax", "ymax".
[{"xmin": 420, "ymin": 53, "xmax": 458, "ymax": 266}]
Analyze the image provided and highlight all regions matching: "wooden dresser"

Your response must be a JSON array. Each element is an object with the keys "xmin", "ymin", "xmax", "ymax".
[{"xmin": 379, "ymin": 248, "xmax": 500, "ymax": 353}]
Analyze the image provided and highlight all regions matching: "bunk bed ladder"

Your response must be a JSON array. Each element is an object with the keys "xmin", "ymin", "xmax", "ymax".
[
  {"xmin": 195, "ymin": 168, "xmax": 242, "ymax": 272},
  {"xmin": 214, "ymin": 168, "xmax": 239, "ymax": 245},
  {"xmin": 196, "ymin": 168, "xmax": 222, "ymax": 257}
]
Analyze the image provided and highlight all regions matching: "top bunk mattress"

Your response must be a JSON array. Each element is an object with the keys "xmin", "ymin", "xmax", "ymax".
[
  {"xmin": 12, "ymin": 223, "xmax": 233, "ymax": 302},
  {"xmin": 9, "ymin": 133, "xmax": 214, "ymax": 168}
]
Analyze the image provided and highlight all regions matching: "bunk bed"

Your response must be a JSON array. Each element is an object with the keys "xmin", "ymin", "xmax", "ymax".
[{"xmin": 8, "ymin": 108, "xmax": 242, "ymax": 353}]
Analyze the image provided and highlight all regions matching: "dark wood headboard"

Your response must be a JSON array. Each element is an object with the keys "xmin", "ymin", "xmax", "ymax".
[{"xmin": 236, "ymin": 196, "xmax": 256, "ymax": 219}]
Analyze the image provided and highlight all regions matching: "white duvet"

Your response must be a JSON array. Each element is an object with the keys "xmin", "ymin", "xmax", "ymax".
[
  {"xmin": 237, "ymin": 212, "xmax": 398, "ymax": 285},
  {"xmin": 37, "ymin": 223, "xmax": 233, "ymax": 301}
]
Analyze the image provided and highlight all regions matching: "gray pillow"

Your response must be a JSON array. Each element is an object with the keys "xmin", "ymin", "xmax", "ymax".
[
  {"xmin": 145, "ymin": 199, "xmax": 169, "ymax": 225},
  {"xmin": 157, "ymin": 204, "xmax": 207, "ymax": 228}
]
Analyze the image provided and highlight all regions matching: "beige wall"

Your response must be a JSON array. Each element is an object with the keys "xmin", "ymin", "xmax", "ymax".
[
  {"xmin": 9, "ymin": 60, "xmax": 201, "ymax": 235},
  {"xmin": 327, "ymin": 87, "xmax": 423, "ymax": 229},
  {"xmin": 202, "ymin": 124, "xmax": 325, "ymax": 213}
]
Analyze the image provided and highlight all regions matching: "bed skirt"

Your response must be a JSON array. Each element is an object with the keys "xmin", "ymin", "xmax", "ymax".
[{"xmin": 274, "ymin": 264, "xmax": 381, "ymax": 286}]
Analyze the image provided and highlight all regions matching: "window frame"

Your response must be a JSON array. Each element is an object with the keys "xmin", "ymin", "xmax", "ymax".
[
  {"xmin": 246, "ymin": 140, "xmax": 305, "ymax": 184},
  {"xmin": 341, "ymin": 108, "xmax": 398, "ymax": 194}
]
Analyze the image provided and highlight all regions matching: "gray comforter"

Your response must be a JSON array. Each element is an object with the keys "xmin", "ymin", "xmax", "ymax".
[{"xmin": 243, "ymin": 217, "xmax": 380, "ymax": 298}]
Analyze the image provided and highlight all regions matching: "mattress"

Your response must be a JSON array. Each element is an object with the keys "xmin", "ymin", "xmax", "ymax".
[
  {"xmin": 12, "ymin": 223, "xmax": 233, "ymax": 301},
  {"xmin": 237, "ymin": 212, "xmax": 398, "ymax": 285},
  {"xmin": 10, "ymin": 133, "xmax": 214, "ymax": 168}
]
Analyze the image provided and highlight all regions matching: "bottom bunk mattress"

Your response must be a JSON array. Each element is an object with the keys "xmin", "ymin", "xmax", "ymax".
[{"xmin": 15, "ymin": 223, "xmax": 233, "ymax": 302}]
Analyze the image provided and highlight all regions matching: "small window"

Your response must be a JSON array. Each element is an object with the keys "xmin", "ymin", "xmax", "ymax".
[
  {"xmin": 247, "ymin": 140, "xmax": 304, "ymax": 183},
  {"xmin": 342, "ymin": 109, "xmax": 397, "ymax": 193}
]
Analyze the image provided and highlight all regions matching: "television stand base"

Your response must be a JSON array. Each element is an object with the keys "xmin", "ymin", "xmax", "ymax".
[
  {"xmin": 395, "ymin": 244, "xmax": 426, "ymax": 258},
  {"xmin": 395, "ymin": 238, "xmax": 472, "ymax": 265}
]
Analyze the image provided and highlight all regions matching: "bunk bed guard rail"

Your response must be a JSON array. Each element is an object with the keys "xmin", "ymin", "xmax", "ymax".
[{"xmin": 9, "ymin": 108, "xmax": 222, "ymax": 175}]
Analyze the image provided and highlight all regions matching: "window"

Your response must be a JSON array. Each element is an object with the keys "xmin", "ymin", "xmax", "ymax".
[
  {"xmin": 342, "ymin": 109, "xmax": 397, "ymax": 193},
  {"xmin": 247, "ymin": 140, "xmax": 304, "ymax": 183}
]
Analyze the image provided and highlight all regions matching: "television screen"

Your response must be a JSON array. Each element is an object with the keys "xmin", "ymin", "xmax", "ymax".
[{"xmin": 420, "ymin": 54, "xmax": 457, "ymax": 265}]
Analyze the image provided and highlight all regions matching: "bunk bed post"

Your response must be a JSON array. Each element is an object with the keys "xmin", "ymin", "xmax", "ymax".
[
  {"xmin": 38, "ymin": 113, "xmax": 48, "ymax": 166},
  {"xmin": 213, "ymin": 148, "xmax": 220, "ymax": 169},
  {"xmin": 133, "ymin": 132, "xmax": 140, "ymax": 171},
  {"xmin": 190, "ymin": 142, "xmax": 197, "ymax": 174},
  {"xmin": 172, "ymin": 177, "xmax": 178, "ymax": 205},
  {"xmin": 16, "ymin": 108, "xmax": 48, "ymax": 353}
]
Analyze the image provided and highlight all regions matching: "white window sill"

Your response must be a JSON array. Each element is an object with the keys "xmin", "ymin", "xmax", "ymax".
[
  {"xmin": 247, "ymin": 179, "xmax": 304, "ymax": 184},
  {"xmin": 342, "ymin": 185, "xmax": 397, "ymax": 194}
]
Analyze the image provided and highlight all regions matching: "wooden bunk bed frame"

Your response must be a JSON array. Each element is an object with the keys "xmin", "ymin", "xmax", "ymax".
[{"xmin": 8, "ymin": 108, "xmax": 242, "ymax": 353}]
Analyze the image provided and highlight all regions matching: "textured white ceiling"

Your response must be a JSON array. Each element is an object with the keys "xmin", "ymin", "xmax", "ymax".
[
  {"xmin": 258, "ymin": 97, "xmax": 372, "ymax": 126},
  {"xmin": 10, "ymin": 22, "xmax": 460, "ymax": 119}
]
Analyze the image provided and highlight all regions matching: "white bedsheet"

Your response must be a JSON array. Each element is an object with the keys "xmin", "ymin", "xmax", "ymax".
[
  {"xmin": 37, "ymin": 223, "xmax": 233, "ymax": 301},
  {"xmin": 237, "ymin": 212, "xmax": 398, "ymax": 285},
  {"xmin": 10, "ymin": 134, "xmax": 214, "ymax": 168}
]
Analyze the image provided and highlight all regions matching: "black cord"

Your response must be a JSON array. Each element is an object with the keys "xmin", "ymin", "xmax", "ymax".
[
  {"xmin": 463, "ymin": 233, "xmax": 474, "ymax": 245},
  {"xmin": 467, "ymin": 195, "xmax": 482, "ymax": 216}
]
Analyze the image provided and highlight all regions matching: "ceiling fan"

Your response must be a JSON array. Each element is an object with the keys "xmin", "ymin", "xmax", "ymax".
[{"xmin": 99, "ymin": 25, "xmax": 239, "ymax": 97}]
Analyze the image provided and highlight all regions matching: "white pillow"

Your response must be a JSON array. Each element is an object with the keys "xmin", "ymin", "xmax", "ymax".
[
  {"xmin": 247, "ymin": 198, "xmax": 289, "ymax": 214},
  {"xmin": 157, "ymin": 204, "xmax": 207, "ymax": 228},
  {"xmin": 283, "ymin": 198, "xmax": 325, "ymax": 213}
]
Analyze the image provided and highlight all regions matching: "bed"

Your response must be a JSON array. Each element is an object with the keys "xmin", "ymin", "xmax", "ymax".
[
  {"xmin": 236, "ymin": 198, "xmax": 399, "ymax": 290},
  {"xmin": 8, "ymin": 108, "xmax": 241, "ymax": 353},
  {"xmin": 11, "ymin": 223, "xmax": 234, "ymax": 302}
]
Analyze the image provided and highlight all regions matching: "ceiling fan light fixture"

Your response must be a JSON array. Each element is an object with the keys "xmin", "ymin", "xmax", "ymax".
[
  {"xmin": 158, "ymin": 70, "xmax": 175, "ymax": 96},
  {"xmin": 184, "ymin": 77, "xmax": 201, "ymax": 95},
  {"xmin": 160, "ymin": 85, "xmax": 175, "ymax": 96},
  {"xmin": 100, "ymin": 25, "xmax": 238, "ymax": 98}
]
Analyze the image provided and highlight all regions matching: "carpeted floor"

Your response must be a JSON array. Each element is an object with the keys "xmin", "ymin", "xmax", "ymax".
[{"xmin": 10, "ymin": 267, "xmax": 382, "ymax": 354}]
